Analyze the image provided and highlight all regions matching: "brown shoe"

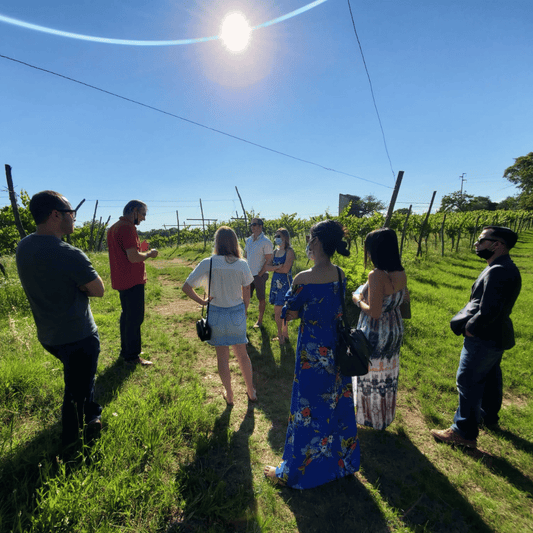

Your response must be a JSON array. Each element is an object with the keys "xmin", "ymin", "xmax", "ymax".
[
  {"xmin": 431, "ymin": 428, "xmax": 476, "ymax": 448},
  {"xmin": 127, "ymin": 357, "xmax": 153, "ymax": 366}
]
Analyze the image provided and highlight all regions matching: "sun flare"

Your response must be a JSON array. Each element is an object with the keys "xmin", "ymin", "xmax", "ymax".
[{"xmin": 220, "ymin": 13, "xmax": 251, "ymax": 52}]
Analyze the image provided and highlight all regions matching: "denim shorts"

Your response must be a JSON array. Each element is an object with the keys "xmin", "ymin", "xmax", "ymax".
[{"xmin": 207, "ymin": 302, "xmax": 248, "ymax": 346}]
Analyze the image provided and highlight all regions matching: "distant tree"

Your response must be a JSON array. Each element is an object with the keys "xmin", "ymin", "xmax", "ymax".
[
  {"xmin": 503, "ymin": 152, "xmax": 533, "ymax": 210},
  {"xmin": 394, "ymin": 207, "xmax": 411, "ymax": 215},
  {"xmin": 497, "ymin": 196, "xmax": 520, "ymax": 211},
  {"xmin": 439, "ymin": 191, "xmax": 474, "ymax": 212},
  {"xmin": 439, "ymin": 191, "xmax": 497, "ymax": 212},
  {"xmin": 346, "ymin": 195, "xmax": 386, "ymax": 217}
]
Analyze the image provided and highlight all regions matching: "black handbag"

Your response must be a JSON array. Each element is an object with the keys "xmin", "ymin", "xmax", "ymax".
[
  {"xmin": 196, "ymin": 258, "xmax": 212, "ymax": 342},
  {"xmin": 335, "ymin": 267, "xmax": 373, "ymax": 377},
  {"xmin": 400, "ymin": 288, "xmax": 411, "ymax": 319}
]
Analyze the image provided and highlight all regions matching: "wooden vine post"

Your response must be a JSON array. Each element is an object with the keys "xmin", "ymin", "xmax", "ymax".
[
  {"xmin": 176, "ymin": 211, "xmax": 180, "ymax": 246},
  {"xmin": 200, "ymin": 199, "xmax": 206, "ymax": 250},
  {"xmin": 235, "ymin": 186, "xmax": 247, "ymax": 222},
  {"xmin": 89, "ymin": 200, "xmax": 99, "ymax": 251},
  {"xmin": 5, "ymin": 164, "xmax": 26, "ymax": 239},
  {"xmin": 416, "ymin": 191, "xmax": 437, "ymax": 258},
  {"xmin": 384, "ymin": 170, "xmax": 405, "ymax": 228},
  {"xmin": 440, "ymin": 213, "xmax": 447, "ymax": 256},
  {"xmin": 399, "ymin": 204, "xmax": 412, "ymax": 258},
  {"xmin": 96, "ymin": 216, "xmax": 111, "ymax": 252}
]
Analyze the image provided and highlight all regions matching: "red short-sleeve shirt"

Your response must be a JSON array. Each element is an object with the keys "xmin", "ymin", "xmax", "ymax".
[{"xmin": 107, "ymin": 217, "xmax": 147, "ymax": 291}]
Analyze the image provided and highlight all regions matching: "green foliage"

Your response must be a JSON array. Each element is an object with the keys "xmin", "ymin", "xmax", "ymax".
[
  {"xmin": 504, "ymin": 151, "xmax": 533, "ymax": 194},
  {"xmin": 0, "ymin": 190, "xmax": 35, "ymax": 255},
  {"xmin": 439, "ymin": 190, "xmax": 498, "ymax": 212}
]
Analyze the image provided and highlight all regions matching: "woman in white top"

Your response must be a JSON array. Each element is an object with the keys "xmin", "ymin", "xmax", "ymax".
[{"xmin": 182, "ymin": 226, "xmax": 257, "ymax": 405}]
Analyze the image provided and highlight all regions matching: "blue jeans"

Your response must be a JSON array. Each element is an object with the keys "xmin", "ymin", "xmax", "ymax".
[
  {"xmin": 451, "ymin": 336, "xmax": 504, "ymax": 441},
  {"xmin": 42, "ymin": 332, "xmax": 102, "ymax": 445},
  {"xmin": 119, "ymin": 284, "xmax": 145, "ymax": 360}
]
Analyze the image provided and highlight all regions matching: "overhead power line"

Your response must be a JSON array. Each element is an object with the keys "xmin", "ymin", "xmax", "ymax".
[
  {"xmin": 346, "ymin": 0, "xmax": 395, "ymax": 181},
  {"xmin": 1, "ymin": 53, "xmax": 393, "ymax": 190}
]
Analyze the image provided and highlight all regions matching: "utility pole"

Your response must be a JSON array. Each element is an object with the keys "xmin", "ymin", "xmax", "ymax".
[{"xmin": 459, "ymin": 173, "xmax": 467, "ymax": 195}]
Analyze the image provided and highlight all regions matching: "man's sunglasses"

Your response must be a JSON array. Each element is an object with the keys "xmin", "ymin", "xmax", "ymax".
[
  {"xmin": 476, "ymin": 238, "xmax": 498, "ymax": 244},
  {"xmin": 250, "ymin": 223, "xmax": 261, "ymax": 227},
  {"xmin": 56, "ymin": 208, "xmax": 76, "ymax": 215}
]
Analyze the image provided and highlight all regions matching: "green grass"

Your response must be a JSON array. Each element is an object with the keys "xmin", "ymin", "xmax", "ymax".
[{"xmin": 0, "ymin": 233, "xmax": 532, "ymax": 532}]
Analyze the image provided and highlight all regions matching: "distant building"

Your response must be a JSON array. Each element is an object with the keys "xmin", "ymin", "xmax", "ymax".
[{"xmin": 339, "ymin": 194, "xmax": 362, "ymax": 217}]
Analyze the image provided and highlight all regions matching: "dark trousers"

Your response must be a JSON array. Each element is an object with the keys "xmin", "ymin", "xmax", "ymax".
[
  {"xmin": 42, "ymin": 332, "xmax": 101, "ymax": 445},
  {"xmin": 451, "ymin": 336, "xmax": 504, "ymax": 440},
  {"xmin": 119, "ymin": 283, "xmax": 145, "ymax": 361}
]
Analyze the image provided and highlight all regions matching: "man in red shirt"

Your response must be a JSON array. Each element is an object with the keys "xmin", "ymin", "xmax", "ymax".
[{"xmin": 107, "ymin": 200, "xmax": 158, "ymax": 365}]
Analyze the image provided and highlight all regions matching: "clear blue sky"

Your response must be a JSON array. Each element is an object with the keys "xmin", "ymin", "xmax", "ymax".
[{"xmin": 1, "ymin": 0, "xmax": 531, "ymax": 231}]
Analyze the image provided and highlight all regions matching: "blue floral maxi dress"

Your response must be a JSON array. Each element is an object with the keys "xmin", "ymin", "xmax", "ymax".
[
  {"xmin": 276, "ymin": 281, "xmax": 360, "ymax": 489},
  {"xmin": 269, "ymin": 251, "xmax": 292, "ymax": 306},
  {"xmin": 352, "ymin": 283, "xmax": 405, "ymax": 430}
]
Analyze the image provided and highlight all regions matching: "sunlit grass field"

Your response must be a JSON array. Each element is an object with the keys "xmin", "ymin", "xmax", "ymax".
[{"xmin": 1, "ymin": 231, "xmax": 532, "ymax": 532}]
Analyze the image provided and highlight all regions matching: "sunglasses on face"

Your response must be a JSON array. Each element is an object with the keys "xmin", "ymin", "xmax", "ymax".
[
  {"xmin": 476, "ymin": 238, "xmax": 498, "ymax": 244},
  {"xmin": 56, "ymin": 208, "xmax": 76, "ymax": 217},
  {"xmin": 250, "ymin": 223, "xmax": 261, "ymax": 227}
]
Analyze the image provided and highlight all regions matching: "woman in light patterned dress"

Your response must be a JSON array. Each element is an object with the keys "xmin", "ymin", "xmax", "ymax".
[{"xmin": 352, "ymin": 228, "xmax": 408, "ymax": 430}]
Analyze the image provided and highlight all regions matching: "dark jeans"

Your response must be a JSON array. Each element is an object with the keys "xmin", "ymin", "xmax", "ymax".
[
  {"xmin": 451, "ymin": 336, "xmax": 504, "ymax": 441},
  {"xmin": 42, "ymin": 332, "xmax": 101, "ymax": 445},
  {"xmin": 119, "ymin": 283, "xmax": 145, "ymax": 361}
]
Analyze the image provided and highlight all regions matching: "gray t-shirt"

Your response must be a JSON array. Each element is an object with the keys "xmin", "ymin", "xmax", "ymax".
[{"xmin": 16, "ymin": 234, "xmax": 98, "ymax": 346}]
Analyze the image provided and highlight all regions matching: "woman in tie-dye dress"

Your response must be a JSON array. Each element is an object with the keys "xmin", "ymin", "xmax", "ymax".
[{"xmin": 352, "ymin": 228, "xmax": 408, "ymax": 430}]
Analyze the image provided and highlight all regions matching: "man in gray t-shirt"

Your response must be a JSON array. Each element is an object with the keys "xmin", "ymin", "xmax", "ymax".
[{"xmin": 16, "ymin": 191, "xmax": 105, "ymax": 446}]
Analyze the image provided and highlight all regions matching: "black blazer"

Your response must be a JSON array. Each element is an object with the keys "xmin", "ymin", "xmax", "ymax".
[{"xmin": 450, "ymin": 255, "xmax": 521, "ymax": 350}]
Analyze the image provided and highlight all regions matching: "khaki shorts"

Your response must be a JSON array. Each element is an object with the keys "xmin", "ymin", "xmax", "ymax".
[{"xmin": 251, "ymin": 273, "xmax": 268, "ymax": 301}]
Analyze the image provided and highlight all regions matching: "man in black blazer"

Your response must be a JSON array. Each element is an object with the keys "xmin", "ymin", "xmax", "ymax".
[{"xmin": 431, "ymin": 226, "xmax": 521, "ymax": 448}]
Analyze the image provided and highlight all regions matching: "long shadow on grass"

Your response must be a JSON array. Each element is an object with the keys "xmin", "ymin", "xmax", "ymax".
[
  {"xmin": 172, "ymin": 404, "xmax": 261, "ymax": 532},
  {"xmin": 273, "ymin": 428, "xmax": 495, "ymax": 532},
  {"xmin": 93, "ymin": 358, "xmax": 135, "ymax": 405},
  {"xmin": 277, "ymin": 473, "xmax": 389, "ymax": 533},
  {"xmin": 247, "ymin": 330, "xmax": 296, "ymax": 452},
  {"xmin": 356, "ymin": 428, "xmax": 494, "ymax": 532}
]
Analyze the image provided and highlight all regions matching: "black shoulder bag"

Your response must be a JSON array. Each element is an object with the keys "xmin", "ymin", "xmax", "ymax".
[
  {"xmin": 335, "ymin": 266, "xmax": 373, "ymax": 376},
  {"xmin": 196, "ymin": 258, "xmax": 212, "ymax": 341}
]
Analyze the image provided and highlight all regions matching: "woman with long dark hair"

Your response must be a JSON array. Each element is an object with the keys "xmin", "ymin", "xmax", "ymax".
[
  {"xmin": 182, "ymin": 226, "xmax": 257, "ymax": 405},
  {"xmin": 264, "ymin": 220, "xmax": 360, "ymax": 488},
  {"xmin": 352, "ymin": 228, "xmax": 408, "ymax": 429}
]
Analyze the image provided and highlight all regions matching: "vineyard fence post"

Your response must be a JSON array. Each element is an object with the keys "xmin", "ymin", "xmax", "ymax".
[
  {"xmin": 440, "ymin": 213, "xmax": 446, "ymax": 256},
  {"xmin": 176, "ymin": 211, "xmax": 180, "ymax": 246},
  {"xmin": 97, "ymin": 216, "xmax": 111, "ymax": 251},
  {"xmin": 384, "ymin": 170, "xmax": 404, "ymax": 227},
  {"xmin": 5, "ymin": 164, "xmax": 26, "ymax": 239},
  {"xmin": 235, "ymin": 186, "xmax": 248, "ymax": 223},
  {"xmin": 399, "ymin": 204, "xmax": 412, "ymax": 259},
  {"xmin": 200, "ymin": 198, "xmax": 206, "ymax": 251},
  {"xmin": 416, "ymin": 191, "xmax": 436, "ymax": 258},
  {"xmin": 89, "ymin": 200, "xmax": 98, "ymax": 252}
]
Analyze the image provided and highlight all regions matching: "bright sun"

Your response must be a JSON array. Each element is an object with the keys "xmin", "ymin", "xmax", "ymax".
[{"xmin": 220, "ymin": 13, "xmax": 251, "ymax": 52}]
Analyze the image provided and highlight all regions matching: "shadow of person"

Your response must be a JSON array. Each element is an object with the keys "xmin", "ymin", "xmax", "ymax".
[
  {"xmin": 92, "ymin": 357, "xmax": 136, "ymax": 407},
  {"xmin": 279, "ymin": 338, "xmax": 296, "ymax": 372},
  {"xmin": 170, "ymin": 404, "xmax": 261, "ymax": 532},
  {"xmin": 276, "ymin": 473, "xmax": 389, "ymax": 532},
  {"xmin": 358, "ymin": 428, "xmax": 494, "ymax": 532}
]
